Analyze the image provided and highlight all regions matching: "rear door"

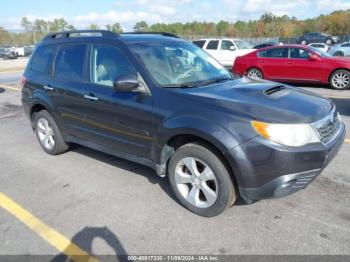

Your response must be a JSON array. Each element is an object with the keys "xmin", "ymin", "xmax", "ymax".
[
  {"xmin": 83, "ymin": 43, "xmax": 154, "ymax": 158},
  {"xmin": 218, "ymin": 40, "xmax": 236, "ymax": 67},
  {"xmin": 258, "ymin": 47, "xmax": 289, "ymax": 80},
  {"xmin": 204, "ymin": 40, "xmax": 220, "ymax": 61},
  {"xmin": 49, "ymin": 43, "xmax": 90, "ymax": 140}
]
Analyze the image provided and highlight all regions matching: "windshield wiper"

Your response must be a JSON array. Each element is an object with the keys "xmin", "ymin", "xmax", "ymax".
[
  {"xmin": 200, "ymin": 77, "xmax": 232, "ymax": 86},
  {"xmin": 162, "ymin": 82, "xmax": 202, "ymax": 88}
]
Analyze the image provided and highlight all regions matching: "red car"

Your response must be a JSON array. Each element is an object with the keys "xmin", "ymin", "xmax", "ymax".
[{"xmin": 232, "ymin": 44, "xmax": 350, "ymax": 90}]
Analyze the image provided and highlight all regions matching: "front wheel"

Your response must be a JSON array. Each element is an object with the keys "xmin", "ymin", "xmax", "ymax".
[
  {"xmin": 246, "ymin": 68, "xmax": 263, "ymax": 80},
  {"xmin": 168, "ymin": 143, "xmax": 237, "ymax": 217},
  {"xmin": 330, "ymin": 70, "xmax": 350, "ymax": 90}
]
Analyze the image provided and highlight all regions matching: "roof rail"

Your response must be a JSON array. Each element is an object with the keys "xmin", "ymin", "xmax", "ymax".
[
  {"xmin": 43, "ymin": 30, "xmax": 118, "ymax": 40},
  {"xmin": 121, "ymin": 32, "xmax": 180, "ymax": 38}
]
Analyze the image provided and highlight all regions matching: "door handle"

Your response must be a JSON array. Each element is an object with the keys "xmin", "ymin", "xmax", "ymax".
[
  {"xmin": 287, "ymin": 62, "xmax": 293, "ymax": 65},
  {"xmin": 84, "ymin": 94, "xmax": 99, "ymax": 101},
  {"xmin": 43, "ymin": 85, "xmax": 54, "ymax": 91}
]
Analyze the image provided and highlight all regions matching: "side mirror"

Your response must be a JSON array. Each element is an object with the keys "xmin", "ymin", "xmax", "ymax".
[
  {"xmin": 309, "ymin": 54, "xmax": 320, "ymax": 61},
  {"xmin": 113, "ymin": 74, "xmax": 140, "ymax": 92}
]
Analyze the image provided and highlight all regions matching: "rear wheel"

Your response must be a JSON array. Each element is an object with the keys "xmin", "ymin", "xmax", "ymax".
[
  {"xmin": 330, "ymin": 70, "xmax": 350, "ymax": 90},
  {"xmin": 334, "ymin": 51, "xmax": 344, "ymax": 57},
  {"xmin": 246, "ymin": 68, "xmax": 263, "ymax": 80},
  {"xmin": 33, "ymin": 110, "xmax": 69, "ymax": 155},
  {"xmin": 168, "ymin": 143, "xmax": 237, "ymax": 217}
]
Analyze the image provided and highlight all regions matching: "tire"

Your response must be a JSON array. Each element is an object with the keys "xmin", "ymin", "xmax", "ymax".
[
  {"xmin": 246, "ymin": 68, "xmax": 263, "ymax": 80},
  {"xmin": 301, "ymin": 40, "xmax": 307, "ymax": 45},
  {"xmin": 334, "ymin": 51, "xmax": 344, "ymax": 57},
  {"xmin": 329, "ymin": 69, "xmax": 350, "ymax": 90},
  {"xmin": 168, "ymin": 142, "xmax": 237, "ymax": 217},
  {"xmin": 33, "ymin": 110, "xmax": 69, "ymax": 155}
]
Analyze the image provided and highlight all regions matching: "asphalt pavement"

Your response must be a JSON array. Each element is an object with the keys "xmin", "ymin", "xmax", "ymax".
[{"xmin": 0, "ymin": 71, "xmax": 350, "ymax": 258}]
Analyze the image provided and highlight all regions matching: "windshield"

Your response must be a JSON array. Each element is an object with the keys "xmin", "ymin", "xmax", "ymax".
[
  {"xmin": 308, "ymin": 46, "xmax": 332, "ymax": 57},
  {"xmin": 234, "ymin": 40, "xmax": 253, "ymax": 49},
  {"xmin": 129, "ymin": 41, "xmax": 232, "ymax": 87}
]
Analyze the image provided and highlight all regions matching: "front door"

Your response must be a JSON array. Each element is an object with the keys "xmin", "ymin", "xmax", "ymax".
[{"xmin": 83, "ymin": 43, "xmax": 154, "ymax": 158}]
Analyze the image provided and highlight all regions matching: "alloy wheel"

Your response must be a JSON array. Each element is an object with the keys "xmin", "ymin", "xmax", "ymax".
[
  {"xmin": 335, "ymin": 51, "xmax": 344, "ymax": 57},
  {"xmin": 332, "ymin": 72, "xmax": 350, "ymax": 89},
  {"xmin": 247, "ymin": 68, "xmax": 263, "ymax": 79},
  {"xmin": 174, "ymin": 157, "xmax": 218, "ymax": 208},
  {"xmin": 37, "ymin": 117, "xmax": 55, "ymax": 150}
]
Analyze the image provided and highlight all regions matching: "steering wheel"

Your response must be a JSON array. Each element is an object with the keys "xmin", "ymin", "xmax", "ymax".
[{"xmin": 174, "ymin": 68, "xmax": 196, "ymax": 83}]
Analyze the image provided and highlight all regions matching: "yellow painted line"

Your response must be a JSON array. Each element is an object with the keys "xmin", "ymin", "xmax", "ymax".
[
  {"xmin": 345, "ymin": 139, "xmax": 350, "ymax": 143},
  {"xmin": 0, "ymin": 192, "xmax": 99, "ymax": 262},
  {"xmin": 0, "ymin": 83, "xmax": 21, "ymax": 91}
]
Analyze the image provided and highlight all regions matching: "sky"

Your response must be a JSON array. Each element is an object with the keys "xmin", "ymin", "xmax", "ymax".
[{"xmin": 1, "ymin": 0, "xmax": 350, "ymax": 31}]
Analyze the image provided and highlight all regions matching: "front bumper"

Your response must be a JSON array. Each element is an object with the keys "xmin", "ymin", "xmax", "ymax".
[{"xmin": 225, "ymin": 123, "xmax": 345, "ymax": 203}]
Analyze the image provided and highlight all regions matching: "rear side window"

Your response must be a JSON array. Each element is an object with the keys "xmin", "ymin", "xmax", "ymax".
[
  {"xmin": 30, "ymin": 45, "xmax": 56, "ymax": 74},
  {"xmin": 206, "ymin": 40, "xmax": 219, "ymax": 50},
  {"xmin": 54, "ymin": 44, "xmax": 86, "ymax": 81},
  {"xmin": 260, "ymin": 48, "xmax": 287, "ymax": 58},
  {"xmin": 193, "ymin": 40, "xmax": 206, "ymax": 48}
]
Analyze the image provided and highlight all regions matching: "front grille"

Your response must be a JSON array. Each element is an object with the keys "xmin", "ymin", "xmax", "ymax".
[{"xmin": 315, "ymin": 111, "xmax": 340, "ymax": 144}]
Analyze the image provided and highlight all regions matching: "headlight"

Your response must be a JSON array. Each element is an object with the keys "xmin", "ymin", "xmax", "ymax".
[{"xmin": 251, "ymin": 121, "xmax": 320, "ymax": 147}]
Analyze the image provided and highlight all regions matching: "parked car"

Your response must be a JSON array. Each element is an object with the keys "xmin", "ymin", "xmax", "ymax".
[
  {"xmin": 14, "ymin": 47, "xmax": 25, "ymax": 56},
  {"xmin": 298, "ymin": 32, "xmax": 339, "ymax": 45},
  {"xmin": 24, "ymin": 45, "xmax": 35, "ymax": 57},
  {"xmin": 233, "ymin": 44, "xmax": 350, "ymax": 90},
  {"xmin": 193, "ymin": 38, "xmax": 256, "ymax": 68},
  {"xmin": 329, "ymin": 42, "xmax": 350, "ymax": 57},
  {"xmin": 0, "ymin": 47, "xmax": 18, "ymax": 59},
  {"xmin": 253, "ymin": 42, "xmax": 279, "ymax": 49},
  {"xmin": 308, "ymin": 43, "xmax": 329, "ymax": 53},
  {"xmin": 22, "ymin": 31, "xmax": 345, "ymax": 216}
]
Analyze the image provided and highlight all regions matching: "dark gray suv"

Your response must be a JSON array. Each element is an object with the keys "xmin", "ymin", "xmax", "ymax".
[{"xmin": 21, "ymin": 30, "xmax": 345, "ymax": 216}]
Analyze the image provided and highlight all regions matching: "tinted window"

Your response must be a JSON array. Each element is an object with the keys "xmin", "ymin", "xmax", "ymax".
[
  {"xmin": 31, "ymin": 45, "xmax": 56, "ymax": 74},
  {"xmin": 206, "ymin": 40, "xmax": 219, "ymax": 50},
  {"xmin": 54, "ymin": 44, "xmax": 86, "ymax": 81},
  {"xmin": 341, "ymin": 43, "xmax": 350, "ymax": 47},
  {"xmin": 289, "ymin": 48, "xmax": 310, "ymax": 59},
  {"xmin": 221, "ymin": 40, "xmax": 235, "ymax": 50},
  {"xmin": 260, "ymin": 48, "xmax": 287, "ymax": 58},
  {"xmin": 193, "ymin": 40, "xmax": 206, "ymax": 48},
  {"xmin": 91, "ymin": 44, "xmax": 137, "ymax": 87}
]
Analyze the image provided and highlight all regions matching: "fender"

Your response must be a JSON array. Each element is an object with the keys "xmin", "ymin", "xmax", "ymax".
[
  {"xmin": 153, "ymin": 115, "xmax": 241, "ymax": 176},
  {"xmin": 28, "ymin": 90, "xmax": 65, "ymax": 132}
]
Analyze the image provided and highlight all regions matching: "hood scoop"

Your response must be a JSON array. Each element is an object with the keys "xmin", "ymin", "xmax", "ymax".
[{"xmin": 265, "ymin": 85, "xmax": 292, "ymax": 99}]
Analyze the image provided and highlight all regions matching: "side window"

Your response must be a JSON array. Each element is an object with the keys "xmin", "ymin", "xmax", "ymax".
[
  {"xmin": 341, "ymin": 43, "xmax": 350, "ymax": 47},
  {"xmin": 193, "ymin": 40, "xmax": 206, "ymax": 48},
  {"xmin": 221, "ymin": 40, "xmax": 235, "ymax": 50},
  {"xmin": 30, "ymin": 45, "xmax": 56, "ymax": 74},
  {"xmin": 257, "ymin": 50, "xmax": 267, "ymax": 57},
  {"xmin": 266, "ymin": 48, "xmax": 287, "ymax": 58},
  {"xmin": 206, "ymin": 40, "xmax": 219, "ymax": 50},
  {"xmin": 54, "ymin": 44, "xmax": 86, "ymax": 81},
  {"xmin": 289, "ymin": 48, "xmax": 310, "ymax": 59},
  {"xmin": 91, "ymin": 44, "xmax": 137, "ymax": 87}
]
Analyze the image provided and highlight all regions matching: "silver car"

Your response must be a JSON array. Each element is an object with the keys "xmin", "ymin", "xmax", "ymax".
[{"xmin": 329, "ymin": 42, "xmax": 350, "ymax": 56}]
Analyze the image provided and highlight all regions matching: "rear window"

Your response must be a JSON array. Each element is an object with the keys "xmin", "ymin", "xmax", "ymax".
[
  {"xmin": 206, "ymin": 40, "xmax": 219, "ymax": 50},
  {"xmin": 30, "ymin": 45, "xmax": 56, "ymax": 74},
  {"xmin": 54, "ymin": 44, "xmax": 86, "ymax": 81},
  {"xmin": 193, "ymin": 40, "xmax": 206, "ymax": 48}
]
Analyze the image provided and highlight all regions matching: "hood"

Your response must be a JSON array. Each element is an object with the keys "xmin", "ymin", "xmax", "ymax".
[{"xmin": 174, "ymin": 77, "xmax": 333, "ymax": 124}]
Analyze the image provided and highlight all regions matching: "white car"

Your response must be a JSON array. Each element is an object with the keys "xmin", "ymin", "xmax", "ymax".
[
  {"xmin": 193, "ymin": 38, "xmax": 256, "ymax": 68},
  {"xmin": 308, "ymin": 43, "xmax": 329, "ymax": 53}
]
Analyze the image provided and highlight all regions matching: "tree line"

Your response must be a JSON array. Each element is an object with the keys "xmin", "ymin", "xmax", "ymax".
[{"xmin": 1, "ymin": 9, "xmax": 350, "ymax": 46}]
